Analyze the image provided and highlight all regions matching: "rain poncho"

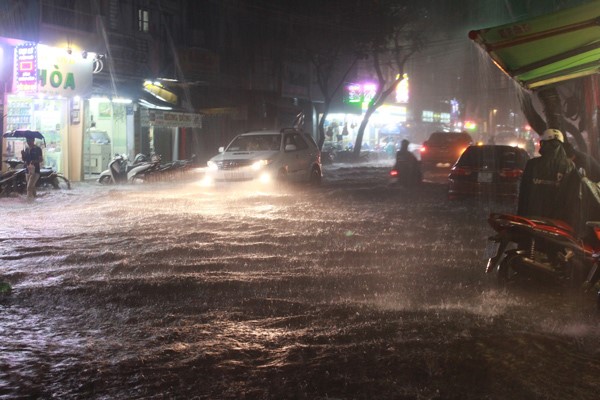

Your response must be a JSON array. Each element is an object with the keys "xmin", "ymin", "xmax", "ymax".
[
  {"xmin": 394, "ymin": 140, "xmax": 422, "ymax": 185},
  {"xmin": 517, "ymin": 139, "xmax": 575, "ymax": 219}
]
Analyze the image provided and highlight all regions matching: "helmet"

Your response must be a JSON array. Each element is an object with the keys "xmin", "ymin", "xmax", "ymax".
[{"xmin": 540, "ymin": 129, "xmax": 564, "ymax": 143}]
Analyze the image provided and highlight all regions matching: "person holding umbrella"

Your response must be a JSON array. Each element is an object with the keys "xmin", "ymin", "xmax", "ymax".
[{"xmin": 21, "ymin": 136, "xmax": 44, "ymax": 199}]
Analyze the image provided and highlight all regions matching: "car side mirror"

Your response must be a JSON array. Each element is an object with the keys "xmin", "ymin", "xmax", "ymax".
[
  {"xmin": 285, "ymin": 144, "xmax": 297, "ymax": 151},
  {"xmin": 218, "ymin": 146, "xmax": 224, "ymax": 153}
]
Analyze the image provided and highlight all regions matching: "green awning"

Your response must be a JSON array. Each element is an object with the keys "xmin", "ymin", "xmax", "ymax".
[{"xmin": 469, "ymin": 1, "xmax": 600, "ymax": 89}]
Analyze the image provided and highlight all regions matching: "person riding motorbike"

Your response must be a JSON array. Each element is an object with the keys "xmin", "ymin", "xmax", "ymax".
[
  {"xmin": 517, "ymin": 129, "xmax": 574, "ymax": 219},
  {"xmin": 392, "ymin": 139, "xmax": 422, "ymax": 185}
]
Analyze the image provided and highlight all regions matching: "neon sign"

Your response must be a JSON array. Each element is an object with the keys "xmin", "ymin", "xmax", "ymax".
[
  {"xmin": 14, "ymin": 43, "xmax": 38, "ymax": 92},
  {"xmin": 345, "ymin": 82, "xmax": 377, "ymax": 110}
]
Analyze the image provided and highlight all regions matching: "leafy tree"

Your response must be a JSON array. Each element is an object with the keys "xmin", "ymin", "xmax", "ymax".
[
  {"xmin": 288, "ymin": 0, "xmax": 366, "ymax": 149},
  {"xmin": 349, "ymin": 0, "xmax": 429, "ymax": 160}
]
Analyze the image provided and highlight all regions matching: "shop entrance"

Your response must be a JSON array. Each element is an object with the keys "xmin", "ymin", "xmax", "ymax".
[{"xmin": 83, "ymin": 99, "xmax": 130, "ymax": 180}]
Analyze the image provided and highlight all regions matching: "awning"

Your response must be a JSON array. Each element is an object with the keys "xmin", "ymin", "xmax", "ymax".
[{"xmin": 469, "ymin": 1, "xmax": 600, "ymax": 90}]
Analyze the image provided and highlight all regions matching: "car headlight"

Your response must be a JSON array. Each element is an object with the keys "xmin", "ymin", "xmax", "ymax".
[
  {"xmin": 207, "ymin": 160, "xmax": 218, "ymax": 170},
  {"xmin": 251, "ymin": 159, "xmax": 271, "ymax": 170}
]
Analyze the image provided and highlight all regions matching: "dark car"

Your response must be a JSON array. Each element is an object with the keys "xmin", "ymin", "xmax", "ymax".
[
  {"xmin": 420, "ymin": 131, "xmax": 473, "ymax": 169},
  {"xmin": 447, "ymin": 144, "xmax": 530, "ymax": 199}
]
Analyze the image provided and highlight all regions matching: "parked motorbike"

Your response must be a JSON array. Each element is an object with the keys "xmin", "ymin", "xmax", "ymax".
[
  {"xmin": 128, "ymin": 153, "xmax": 162, "ymax": 183},
  {"xmin": 0, "ymin": 159, "xmax": 71, "ymax": 196},
  {"xmin": 486, "ymin": 213, "xmax": 600, "ymax": 305},
  {"xmin": 98, "ymin": 153, "xmax": 196, "ymax": 184},
  {"xmin": 97, "ymin": 153, "xmax": 154, "ymax": 184}
]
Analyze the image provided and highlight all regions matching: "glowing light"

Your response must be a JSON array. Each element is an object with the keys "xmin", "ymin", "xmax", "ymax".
[
  {"xmin": 464, "ymin": 120, "xmax": 477, "ymax": 130},
  {"xmin": 251, "ymin": 160, "xmax": 269, "ymax": 171},
  {"xmin": 395, "ymin": 74, "xmax": 409, "ymax": 103},
  {"xmin": 112, "ymin": 98, "xmax": 132, "ymax": 104},
  {"xmin": 258, "ymin": 172, "xmax": 271, "ymax": 184},
  {"xmin": 199, "ymin": 175, "xmax": 214, "ymax": 187}
]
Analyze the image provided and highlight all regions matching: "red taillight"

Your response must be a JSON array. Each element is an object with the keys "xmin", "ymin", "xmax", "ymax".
[
  {"xmin": 449, "ymin": 166, "xmax": 472, "ymax": 177},
  {"xmin": 390, "ymin": 169, "xmax": 399, "ymax": 177},
  {"xmin": 420, "ymin": 146, "xmax": 426, "ymax": 153},
  {"xmin": 594, "ymin": 227, "xmax": 600, "ymax": 242},
  {"xmin": 499, "ymin": 169, "xmax": 522, "ymax": 178}
]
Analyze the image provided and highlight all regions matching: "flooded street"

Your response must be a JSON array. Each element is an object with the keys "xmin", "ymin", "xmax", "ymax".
[{"xmin": 1, "ymin": 162, "xmax": 600, "ymax": 399}]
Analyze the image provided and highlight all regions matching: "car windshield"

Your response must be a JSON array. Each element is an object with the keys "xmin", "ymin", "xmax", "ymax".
[
  {"xmin": 226, "ymin": 135, "xmax": 281, "ymax": 151},
  {"xmin": 456, "ymin": 146, "xmax": 528, "ymax": 169}
]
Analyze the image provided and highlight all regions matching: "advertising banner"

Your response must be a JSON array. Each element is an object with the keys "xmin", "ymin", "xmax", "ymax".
[{"xmin": 13, "ymin": 43, "xmax": 94, "ymax": 96}]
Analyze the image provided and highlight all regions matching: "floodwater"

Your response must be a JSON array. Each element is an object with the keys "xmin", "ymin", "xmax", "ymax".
[{"xmin": 1, "ymin": 162, "xmax": 599, "ymax": 399}]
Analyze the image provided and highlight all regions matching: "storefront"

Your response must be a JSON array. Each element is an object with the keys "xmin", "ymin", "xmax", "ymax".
[
  {"xmin": 140, "ymin": 108, "xmax": 203, "ymax": 162},
  {"xmin": 82, "ymin": 97, "xmax": 133, "ymax": 178},
  {"xmin": 1, "ymin": 42, "xmax": 94, "ymax": 181}
]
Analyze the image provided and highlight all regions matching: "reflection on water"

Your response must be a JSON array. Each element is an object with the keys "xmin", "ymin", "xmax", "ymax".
[{"xmin": 1, "ymin": 166, "xmax": 600, "ymax": 399}]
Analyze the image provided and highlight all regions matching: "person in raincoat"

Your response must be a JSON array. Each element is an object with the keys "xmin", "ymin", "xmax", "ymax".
[
  {"xmin": 393, "ymin": 139, "xmax": 422, "ymax": 185},
  {"xmin": 517, "ymin": 129, "xmax": 574, "ymax": 219}
]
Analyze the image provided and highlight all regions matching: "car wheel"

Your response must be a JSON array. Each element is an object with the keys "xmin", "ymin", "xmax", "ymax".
[
  {"xmin": 309, "ymin": 166, "xmax": 322, "ymax": 185},
  {"xmin": 276, "ymin": 167, "xmax": 288, "ymax": 181}
]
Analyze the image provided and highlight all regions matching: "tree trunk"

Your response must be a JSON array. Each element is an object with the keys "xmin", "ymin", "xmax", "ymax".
[
  {"xmin": 317, "ymin": 103, "xmax": 330, "ymax": 150},
  {"xmin": 352, "ymin": 106, "xmax": 376, "ymax": 161}
]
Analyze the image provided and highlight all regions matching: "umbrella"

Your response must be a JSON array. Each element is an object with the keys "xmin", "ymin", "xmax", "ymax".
[{"xmin": 3, "ymin": 130, "xmax": 46, "ymax": 146}]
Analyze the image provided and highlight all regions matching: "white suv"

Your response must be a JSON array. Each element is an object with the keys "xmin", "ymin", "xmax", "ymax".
[{"xmin": 204, "ymin": 129, "xmax": 322, "ymax": 185}]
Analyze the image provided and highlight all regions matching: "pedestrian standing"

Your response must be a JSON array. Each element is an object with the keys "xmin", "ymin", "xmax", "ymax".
[{"xmin": 21, "ymin": 137, "xmax": 43, "ymax": 199}]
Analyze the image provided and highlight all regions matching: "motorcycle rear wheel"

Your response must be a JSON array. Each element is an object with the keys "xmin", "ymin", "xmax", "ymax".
[
  {"xmin": 98, "ymin": 175, "xmax": 112, "ymax": 185},
  {"xmin": 51, "ymin": 175, "xmax": 71, "ymax": 190},
  {"xmin": 130, "ymin": 175, "xmax": 145, "ymax": 184},
  {"xmin": 497, "ymin": 253, "xmax": 519, "ymax": 285}
]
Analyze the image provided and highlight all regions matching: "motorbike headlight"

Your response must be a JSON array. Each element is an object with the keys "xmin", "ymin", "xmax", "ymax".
[{"xmin": 207, "ymin": 160, "xmax": 218, "ymax": 170}]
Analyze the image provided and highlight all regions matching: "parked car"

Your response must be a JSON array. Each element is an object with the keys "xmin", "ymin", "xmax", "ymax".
[
  {"xmin": 420, "ymin": 131, "xmax": 473, "ymax": 169},
  {"xmin": 204, "ymin": 128, "xmax": 322, "ymax": 185},
  {"xmin": 447, "ymin": 144, "xmax": 530, "ymax": 199}
]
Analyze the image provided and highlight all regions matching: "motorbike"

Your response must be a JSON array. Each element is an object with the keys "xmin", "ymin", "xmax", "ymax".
[
  {"xmin": 486, "ymin": 212, "xmax": 600, "ymax": 307},
  {"xmin": 98, "ymin": 153, "xmax": 156, "ymax": 184},
  {"xmin": 389, "ymin": 154, "xmax": 422, "ymax": 186},
  {"xmin": 0, "ymin": 159, "xmax": 71, "ymax": 196}
]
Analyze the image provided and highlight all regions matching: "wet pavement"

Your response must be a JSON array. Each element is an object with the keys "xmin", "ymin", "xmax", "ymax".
[{"xmin": 1, "ymin": 162, "xmax": 599, "ymax": 399}]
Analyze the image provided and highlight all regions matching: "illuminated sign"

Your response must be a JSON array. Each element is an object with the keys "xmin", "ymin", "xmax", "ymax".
[
  {"xmin": 14, "ymin": 43, "xmax": 38, "ymax": 92},
  {"xmin": 395, "ymin": 74, "xmax": 409, "ymax": 103},
  {"xmin": 37, "ymin": 45, "xmax": 94, "ymax": 96},
  {"xmin": 12, "ymin": 44, "xmax": 94, "ymax": 96},
  {"xmin": 344, "ymin": 82, "xmax": 377, "ymax": 111},
  {"xmin": 422, "ymin": 110, "xmax": 451, "ymax": 124}
]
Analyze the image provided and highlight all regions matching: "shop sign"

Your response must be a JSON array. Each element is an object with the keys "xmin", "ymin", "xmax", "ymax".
[
  {"xmin": 141, "ymin": 109, "xmax": 202, "ymax": 128},
  {"xmin": 12, "ymin": 43, "xmax": 94, "ymax": 96},
  {"xmin": 14, "ymin": 43, "xmax": 38, "ymax": 93}
]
